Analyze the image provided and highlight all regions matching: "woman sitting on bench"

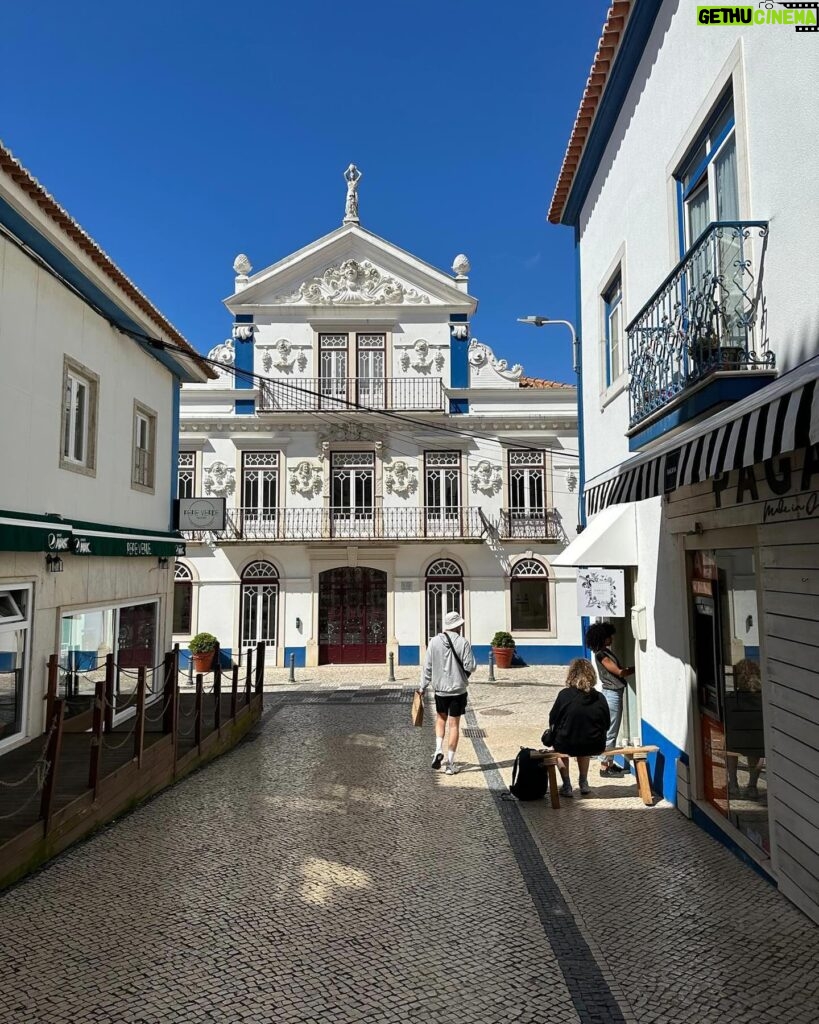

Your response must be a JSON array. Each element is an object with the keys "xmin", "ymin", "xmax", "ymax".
[{"xmin": 543, "ymin": 658, "xmax": 610, "ymax": 797}]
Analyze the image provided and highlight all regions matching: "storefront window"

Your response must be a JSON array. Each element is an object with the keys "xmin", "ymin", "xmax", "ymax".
[
  {"xmin": 0, "ymin": 585, "xmax": 31, "ymax": 746},
  {"xmin": 690, "ymin": 548, "xmax": 768, "ymax": 855}
]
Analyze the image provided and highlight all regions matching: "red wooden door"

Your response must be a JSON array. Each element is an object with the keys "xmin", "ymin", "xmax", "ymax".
[{"xmin": 319, "ymin": 567, "xmax": 387, "ymax": 664}]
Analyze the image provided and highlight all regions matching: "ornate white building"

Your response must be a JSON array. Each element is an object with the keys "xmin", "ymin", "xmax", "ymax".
[{"xmin": 175, "ymin": 169, "xmax": 581, "ymax": 668}]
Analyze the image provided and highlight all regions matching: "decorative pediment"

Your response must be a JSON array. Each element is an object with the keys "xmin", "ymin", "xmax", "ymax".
[
  {"xmin": 468, "ymin": 338, "xmax": 523, "ymax": 388},
  {"xmin": 273, "ymin": 259, "xmax": 431, "ymax": 306}
]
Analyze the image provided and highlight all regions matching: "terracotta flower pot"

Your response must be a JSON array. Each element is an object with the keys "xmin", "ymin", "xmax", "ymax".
[
  {"xmin": 492, "ymin": 646, "xmax": 515, "ymax": 669},
  {"xmin": 192, "ymin": 650, "xmax": 215, "ymax": 673}
]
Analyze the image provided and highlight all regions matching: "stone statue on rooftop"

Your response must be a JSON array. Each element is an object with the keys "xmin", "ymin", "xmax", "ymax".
[{"xmin": 343, "ymin": 164, "xmax": 362, "ymax": 224}]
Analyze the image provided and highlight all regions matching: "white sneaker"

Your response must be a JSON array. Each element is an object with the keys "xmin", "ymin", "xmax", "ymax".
[{"xmin": 445, "ymin": 762, "xmax": 460, "ymax": 775}]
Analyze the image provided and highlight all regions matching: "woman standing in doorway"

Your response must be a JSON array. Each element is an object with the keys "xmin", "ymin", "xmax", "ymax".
[{"xmin": 585, "ymin": 622, "xmax": 634, "ymax": 777}]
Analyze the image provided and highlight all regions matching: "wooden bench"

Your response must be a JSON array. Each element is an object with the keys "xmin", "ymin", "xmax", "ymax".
[{"xmin": 531, "ymin": 746, "xmax": 660, "ymax": 806}]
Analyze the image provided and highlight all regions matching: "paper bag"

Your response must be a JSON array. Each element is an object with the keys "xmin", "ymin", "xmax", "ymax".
[{"xmin": 411, "ymin": 690, "xmax": 424, "ymax": 727}]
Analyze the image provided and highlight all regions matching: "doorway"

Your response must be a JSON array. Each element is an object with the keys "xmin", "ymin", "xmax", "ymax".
[{"xmin": 318, "ymin": 567, "xmax": 387, "ymax": 664}]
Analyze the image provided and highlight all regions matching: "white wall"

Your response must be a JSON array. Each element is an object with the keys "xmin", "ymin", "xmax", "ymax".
[{"xmin": 0, "ymin": 235, "xmax": 176, "ymax": 532}]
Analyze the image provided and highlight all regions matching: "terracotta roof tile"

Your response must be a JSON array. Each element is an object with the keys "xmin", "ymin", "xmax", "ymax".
[
  {"xmin": 518, "ymin": 375, "xmax": 574, "ymax": 390},
  {"xmin": 0, "ymin": 140, "xmax": 215, "ymax": 379},
  {"xmin": 548, "ymin": 1, "xmax": 633, "ymax": 225}
]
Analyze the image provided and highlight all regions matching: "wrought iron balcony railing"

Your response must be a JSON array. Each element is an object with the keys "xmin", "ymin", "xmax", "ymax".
[
  {"xmin": 219, "ymin": 506, "xmax": 486, "ymax": 541},
  {"xmin": 258, "ymin": 377, "xmax": 445, "ymax": 413},
  {"xmin": 627, "ymin": 221, "xmax": 773, "ymax": 428},
  {"xmin": 497, "ymin": 509, "xmax": 564, "ymax": 542}
]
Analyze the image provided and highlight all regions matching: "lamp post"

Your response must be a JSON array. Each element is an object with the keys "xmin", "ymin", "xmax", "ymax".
[{"xmin": 518, "ymin": 312, "xmax": 588, "ymax": 654}]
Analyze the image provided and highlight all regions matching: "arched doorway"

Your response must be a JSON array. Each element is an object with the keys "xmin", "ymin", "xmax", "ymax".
[
  {"xmin": 240, "ymin": 560, "xmax": 279, "ymax": 658},
  {"xmin": 425, "ymin": 558, "xmax": 463, "ymax": 639},
  {"xmin": 318, "ymin": 567, "xmax": 387, "ymax": 664}
]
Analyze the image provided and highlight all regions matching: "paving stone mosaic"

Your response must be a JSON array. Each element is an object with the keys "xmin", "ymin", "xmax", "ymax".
[{"xmin": 1, "ymin": 671, "xmax": 818, "ymax": 1024}]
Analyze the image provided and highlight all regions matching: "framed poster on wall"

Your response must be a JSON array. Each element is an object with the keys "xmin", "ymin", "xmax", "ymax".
[{"xmin": 576, "ymin": 567, "xmax": 625, "ymax": 617}]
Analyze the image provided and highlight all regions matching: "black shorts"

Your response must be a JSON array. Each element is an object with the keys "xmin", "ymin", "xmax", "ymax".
[{"xmin": 434, "ymin": 692, "xmax": 468, "ymax": 717}]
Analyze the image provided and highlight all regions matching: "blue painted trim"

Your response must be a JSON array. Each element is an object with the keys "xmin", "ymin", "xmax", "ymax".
[
  {"xmin": 574, "ymin": 226, "xmax": 590, "ymax": 656},
  {"xmin": 233, "ymin": 316, "xmax": 254, "ymax": 390},
  {"xmin": 676, "ymin": 180, "xmax": 687, "ymax": 260},
  {"xmin": 690, "ymin": 804, "xmax": 775, "ymax": 885},
  {"xmin": 449, "ymin": 398, "xmax": 469, "ymax": 415},
  {"xmin": 639, "ymin": 719, "xmax": 683, "ymax": 804},
  {"xmin": 472, "ymin": 644, "xmax": 584, "ymax": 666},
  {"xmin": 235, "ymin": 399, "xmax": 255, "ymax": 416},
  {"xmin": 398, "ymin": 645, "xmax": 420, "ymax": 666},
  {"xmin": 170, "ymin": 380, "xmax": 180, "ymax": 530},
  {"xmin": 603, "ymin": 276, "xmax": 621, "ymax": 389},
  {"xmin": 628, "ymin": 374, "xmax": 776, "ymax": 450},
  {"xmin": 450, "ymin": 313, "xmax": 469, "ymax": 389},
  {"xmin": 680, "ymin": 117, "xmax": 735, "ymax": 199},
  {"xmin": 0, "ymin": 196, "xmax": 197, "ymax": 382},
  {"xmin": 561, "ymin": 0, "xmax": 664, "ymax": 226},
  {"xmin": 284, "ymin": 646, "xmax": 306, "ymax": 668}
]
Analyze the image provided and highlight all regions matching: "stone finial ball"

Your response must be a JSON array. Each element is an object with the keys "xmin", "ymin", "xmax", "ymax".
[
  {"xmin": 452, "ymin": 254, "xmax": 471, "ymax": 276},
  {"xmin": 233, "ymin": 253, "xmax": 252, "ymax": 276}
]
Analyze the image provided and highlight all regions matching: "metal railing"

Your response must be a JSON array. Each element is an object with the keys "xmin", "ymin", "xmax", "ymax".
[
  {"xmin": 257, "ymin": 377, "xmax": 445, "ymax": 412},
  {"xmin": 627, "ymin": 221, "xmax": 773, "ymax": 428},
  {"xmin": 221, "ymin": 506, "xmax": 486, "ymax": 541},
  {"xmin": 497, "ymin": 509, "xmax": 564, "ymax": 541}
]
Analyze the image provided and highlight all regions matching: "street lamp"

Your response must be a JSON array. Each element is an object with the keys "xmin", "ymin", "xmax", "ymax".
[{"xmin": 517, "ymin": 316, "xmax": 580, "ymax": 374}]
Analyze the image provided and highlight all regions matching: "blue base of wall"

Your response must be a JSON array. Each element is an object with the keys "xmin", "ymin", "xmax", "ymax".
[
  {"xmin": 398, "ymin": 646, "xmax": 420, "ymax": 666},
  {"xmin": 284, "ymin": 646, "xmax": 306, "ymax": 668},
  {"xmin": 639, "ymin": 719, "xmax": 683, "ymax": 805},
  {"xmin": 396, "ymin": 645, "xmax": 584, "ymax": 668}
]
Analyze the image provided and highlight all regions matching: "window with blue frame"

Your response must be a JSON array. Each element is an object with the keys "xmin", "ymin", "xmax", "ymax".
[
  {"xmin": 603, "ymin": 273, "xmax": 624, "ymax": 387},
  {"xmin": 678, "ymin": 92, "xmax": 739, "ymax": 252}
]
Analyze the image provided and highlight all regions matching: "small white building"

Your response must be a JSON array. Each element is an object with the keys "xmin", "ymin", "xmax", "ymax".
[
  {"xmin": 0, "ymin": 142, "xmax": 211, "ymax": 755},
  {"xmin": 549, "ymin": 1, "xmax": 819, "ymax": 921},
  {"xmin": 175, "ymin": 170, "xmax": 582, "ymax": 669}
]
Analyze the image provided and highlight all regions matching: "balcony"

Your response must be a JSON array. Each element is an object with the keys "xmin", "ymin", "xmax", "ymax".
[
  {"xmin": 217, "ymin": 506, "xmax": 486, "ymax": 542},
  {"xmin": 627, "ymin": 221, "xmax": 775, "ymax": 437},
  {"xmin": 497, "ymin": 509, "xmax": 564, "ymax": 542},
  {"xmin": 258, "ymin": 377, "xmax": 445, "ymax": 413}
]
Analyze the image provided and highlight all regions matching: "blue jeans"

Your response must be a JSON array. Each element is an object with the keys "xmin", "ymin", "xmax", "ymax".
[{"xmin": 602, "ymin": 687, "xmax": 624, "ymax": 756}]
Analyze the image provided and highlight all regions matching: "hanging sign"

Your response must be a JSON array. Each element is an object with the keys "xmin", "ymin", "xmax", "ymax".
[
  {"xmin": 176, "ymin": 497, "xmax": 226, "ymax": 531},
  {"xmin": 576, "ymin": 566, "xmax": 626, "ymax": 617}
]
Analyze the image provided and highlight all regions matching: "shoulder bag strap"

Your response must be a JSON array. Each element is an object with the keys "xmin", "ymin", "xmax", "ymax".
[{"xmin": 443, "ymin": 633, "xmax": 468, "ymax": 680}]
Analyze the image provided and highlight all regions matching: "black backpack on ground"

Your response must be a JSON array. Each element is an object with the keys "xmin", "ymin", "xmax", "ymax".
[{"xmin": 509, "ymin": 747, "xmax": 549, "ymax": 801}]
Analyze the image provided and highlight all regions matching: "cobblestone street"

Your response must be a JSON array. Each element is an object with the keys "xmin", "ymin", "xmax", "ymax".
[{"xmin": 2, "ymin": 668, "xmax": 819, "ymax": 1024}]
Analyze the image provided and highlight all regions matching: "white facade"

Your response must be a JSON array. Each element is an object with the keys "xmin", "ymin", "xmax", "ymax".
[
  {"xmin": 552, "ymin": 2, "xmax": 819, "ymax": 922},
  {"xmin": 176, "ymin": 206, "xmax": 581, "ymax": 669},
  {"xmin": 0, "ymin": 143, "xmax": 210, "ymax": 755}
]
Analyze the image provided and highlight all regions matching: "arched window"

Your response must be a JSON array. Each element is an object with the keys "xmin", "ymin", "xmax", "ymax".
[
  {"xmin": 425, "ymin": 559, "xmax": 463, "ymax": 638},
  {"xmin": 240, "ymin": 561, "xmax": 279, "ymax": 653},
  {"xmin": 173, "ymin": 562, "xmax": 193, "ymax": 635},
  {"xmin": 511, "ymin": 559, "xmax": 550, "ymax": 631}
]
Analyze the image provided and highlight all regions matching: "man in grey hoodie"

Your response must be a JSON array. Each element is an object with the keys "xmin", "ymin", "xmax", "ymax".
[{"xmin": 419, "ymin": 610, "xmax": 477, "ymax": 775}]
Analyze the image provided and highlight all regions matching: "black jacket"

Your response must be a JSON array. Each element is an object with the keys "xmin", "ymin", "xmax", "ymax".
[{"xmin": 547, "ymin": 687, "xmax": 611, "ymax": 757}]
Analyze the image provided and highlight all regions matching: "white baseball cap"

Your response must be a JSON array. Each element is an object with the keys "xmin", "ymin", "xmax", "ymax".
[{"xmin": 444, "ymin": 610, "xmax": 465, "ymax": 630}]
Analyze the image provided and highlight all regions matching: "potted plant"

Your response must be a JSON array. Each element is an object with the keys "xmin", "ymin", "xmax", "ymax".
[
  {"xmin": 189, "ymin": 632, "xmax": 219, "ymax": 673},
  {"xmin": 491, "ymin": 630, "xmax": 516, "ymax": 669}
]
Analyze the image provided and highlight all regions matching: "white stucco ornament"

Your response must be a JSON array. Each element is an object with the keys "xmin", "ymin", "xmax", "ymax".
[
  {"xmin": 452, "ymin": 254, "xmax": 471, "ymax": 277},
  {"xmin": 203, "ymin": 461, "xmax": 236, "ymax": 498},
  {"xmin": 233, "ymin": 253, "xmax": 252, "ymax": 276},
  {"xmin": 467, "ymin": 338, "xmax": 523, "ymax": 380},
  {"xmin": 470, "ymin": 459, "xmax": 503, "ymax": 495},
  {"xmin": 565, "ymin": 469, "xmax": 578, "ymax": 493},
  {"xmin": 272, "ymin": 338, "xmax": 295, "ymax": 371},
  {"xmin": 207, "ymin": 339, "xmax": 235, "ymax": 377},
  {"xmin": 451, "ymin": 323, "xmax": 469, "ymax": 340},
  {"xmin": 384, "ymin": 459, "xmax": 418, "ymax": 498},
  {"xmin": 274, "ymin": 259, "xmax": 430, "ymax": 305},
  {"xmin": 289, "ymin": 460, "xmax": 323, "ymax": 497},
  {"xmin": 232, "ymin": 324, "xmax": 255, "ymax": 341}
]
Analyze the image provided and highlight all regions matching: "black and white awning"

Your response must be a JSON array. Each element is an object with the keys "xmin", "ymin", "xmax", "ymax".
[{"xmin": 585, "ymin": 357, "xmax": 819, "ymax": 517}]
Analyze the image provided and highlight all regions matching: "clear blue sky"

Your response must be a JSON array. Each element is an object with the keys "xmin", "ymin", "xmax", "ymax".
[{"xmin": 1, "ymin": 1, "xmax": 609, "ymax": 385}]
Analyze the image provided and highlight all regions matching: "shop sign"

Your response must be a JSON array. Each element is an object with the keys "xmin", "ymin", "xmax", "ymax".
[
  {"xmin": 712, "ymin": 444, "xmax": 819, "ymax": 524},
  {"xmin": 176, "ymin": 497, "xmax": 226, "ymax": 531},
  {"xmin": 576, "ymin": 566, "xmax": 625, "ymax": 617},
  {"xmin": 46, "ymin": 531, "xmax": 71, "ymax": 552}
]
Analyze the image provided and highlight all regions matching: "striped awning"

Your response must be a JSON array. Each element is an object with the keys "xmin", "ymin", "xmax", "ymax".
[{"xmin": 585, "ymin": 356, "xmax": 819, "ymax": 517}]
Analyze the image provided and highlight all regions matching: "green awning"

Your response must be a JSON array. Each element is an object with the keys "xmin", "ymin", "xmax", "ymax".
[{"xmin": 0, "ymin": 511, "xmax": 185, "ymax": 558}]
